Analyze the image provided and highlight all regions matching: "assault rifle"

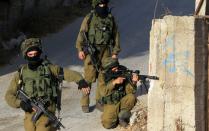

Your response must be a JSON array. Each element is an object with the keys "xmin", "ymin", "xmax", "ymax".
[
  {"xmin": 16, "ymin": 90, "xmax": 65, "ymax": 130},
  {"xmin": 105, "ymin": 65, "xmax": 159, "ymax": 92},
  {"xmin": 82, "ymin": 31, "xmax": 100, "ymax": 72}
]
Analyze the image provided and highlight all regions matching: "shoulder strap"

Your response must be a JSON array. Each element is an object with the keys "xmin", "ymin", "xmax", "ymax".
[
  {"xmin": 108, "ymin": 13, "xmax": 115, "ymax": 28},
  {"xmin": 17, "ymin": 65, "xmax": 27, "ymax": 90},
  {"xmin": 41, "ymin": 60, "xmax": 64, "ymax": 112},
  {"xmin": 42, "ymin": 56, "xmax": 52, "ymax": 66},
  {"xmin": 56, "ymin": 67, "xmax": 64, "ymax": 119},
  {"xmin": 18, "ymin": 65, "xmax": 28, "ymax": 78},
  {"xmin": 87, "ymin": 10, "xmax": 94, "ymax": 30},
  {"xmin": 58, "ymin": 67, "xmax": 64, "ymax": 81}
]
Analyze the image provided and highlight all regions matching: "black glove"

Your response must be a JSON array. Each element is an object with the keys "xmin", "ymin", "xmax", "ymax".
[
  {"xmin": 20, "ymin": 100, "xmax": 33, "ymax": 113},
  {"xmin": 77, "ymin": 79, "xmax": 89, "ymax": 90}
]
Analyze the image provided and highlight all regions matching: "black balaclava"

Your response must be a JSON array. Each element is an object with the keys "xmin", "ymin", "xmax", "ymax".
[
  {"xmin": 95, "ymin": 4, "xmax": 109, "ymax": 18},
  {"xmin": 25, "ymin": 47, "xmax": 42, "ymax": 70}
]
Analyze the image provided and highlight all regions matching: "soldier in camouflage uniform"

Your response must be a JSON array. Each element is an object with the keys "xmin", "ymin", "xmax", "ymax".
[
  {"xmin": 5, "ymin": 38, "xmax": 90, "ymax": 131},
  {"xmin": 76, "ymin": 0, "xmax": 120, "ymax": 113},
  {"xmin": 97, "ymin": 57, "xmax": 138, "ymax": 129}
]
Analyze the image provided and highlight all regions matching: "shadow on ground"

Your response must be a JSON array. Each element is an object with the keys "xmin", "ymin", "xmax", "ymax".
[{"xmin": 0, "ymin": 0, "xmax": 194, "ymax": 76}]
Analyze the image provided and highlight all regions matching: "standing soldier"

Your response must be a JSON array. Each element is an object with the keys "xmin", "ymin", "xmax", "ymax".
[
  {"xmin": 76, "ymin": 0, "xmax": 120, "ymax": 113},
  {"xmin": 98, "ymin": 57, "xmax": 138, "ymax": 129},
  {"xmin": 5, "ymin": 38, "xmax": 90, "ymax": 131}
]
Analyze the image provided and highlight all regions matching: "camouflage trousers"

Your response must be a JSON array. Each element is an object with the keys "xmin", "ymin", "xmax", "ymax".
[
  {"xmin": 81, "ymin": 47, "xmax": 111, "ymax": 106},
  {"xmin": 101, "ymin": 94, "xmax": 136, "ymax": 129},
  {"xmin": 24, "ymin": 112, "xmax": 56, "ymax": 131}
]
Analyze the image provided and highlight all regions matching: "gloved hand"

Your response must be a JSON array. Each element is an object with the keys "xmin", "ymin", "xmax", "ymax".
[
  {"xmin": 77, "ymin": 79, "xmax": 90, "ymax": 94},
  {"xmin": 20, "ymin": 100, "xmax": 33, "ymax": 113},
  {"xmin": 78, "ymin": 79, "xmax": 89, "ymax": 89}
]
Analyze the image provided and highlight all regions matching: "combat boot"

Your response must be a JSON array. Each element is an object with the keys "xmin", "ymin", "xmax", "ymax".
[
  {"xmin": 119, "ymin": 119, "xmax": 128, "ymax": 128},
  {"xmin": 96, "ymin": 100, "xmax": 104, "ymax": 112},
  {"xmin": 82, "ymin": 106, "xmax": 90, "ymax": 113},
  {"xmin": 118, "ymin": 110, "xmax": 131, "ymax": 128}
]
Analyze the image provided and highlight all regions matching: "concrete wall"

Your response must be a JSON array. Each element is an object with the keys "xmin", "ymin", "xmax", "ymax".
[{"xmin": 148, "ymin": 16, "xmax": 207, "ymax": 131}]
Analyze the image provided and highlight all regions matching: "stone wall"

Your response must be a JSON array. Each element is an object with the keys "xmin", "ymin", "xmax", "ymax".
[{"xmin": 148, "ymin": 16, "xmax": 207, "ymax": 131}]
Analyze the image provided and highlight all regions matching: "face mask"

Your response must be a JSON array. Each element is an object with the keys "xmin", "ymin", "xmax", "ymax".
[
  {"xmin": 95, "ymin": 5, "xmax": 109, "ymax": 18},
  {"xmin": 26, "ymin": 55, "xmax": 42, "ymax": 70}
]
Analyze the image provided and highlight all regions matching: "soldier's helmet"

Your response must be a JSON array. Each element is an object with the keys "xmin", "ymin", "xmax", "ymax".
[
  {"xmin": 92, "ymin": 0, "xmax": 109, "ymax": 8},
  {"xmin": 102, "ymin": 57, "xmax": 119, "ymax": 71},
  {"xmin": 21, "ymin": 38, "xmax": 42, "ymax": 57}
]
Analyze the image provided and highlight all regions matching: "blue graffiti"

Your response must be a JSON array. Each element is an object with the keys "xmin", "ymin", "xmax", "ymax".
[
  {"xmin": 165, "ymin": 35, "xmax": 174, "ymax": 47},
  {"xmin": 169, "ymin": 67, "xmax": 176, "ymax": 73},
  {"xmin": 162, "ymin": 34, "xmax": 194, "ymax": 77},
  {"xmin": 162, "ymin": 53, "xmax": 176, "ymax": 73}
]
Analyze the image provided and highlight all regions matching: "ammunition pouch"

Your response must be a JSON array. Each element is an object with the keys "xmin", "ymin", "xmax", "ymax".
[
  {"xmin": 101, "ymin": 90, "xmax": 126, "ymax": 105},
  {"xmin": 82, "ymin": 44, "xmax": 96, "ymax": 56}
]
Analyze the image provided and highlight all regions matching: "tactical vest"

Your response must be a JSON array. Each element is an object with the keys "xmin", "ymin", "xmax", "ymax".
[
  {"xmin": 87, "ymin": 11, "xmax": 114, "ymax": 45},
  {"xmin": 19, "ymin": 61, "xmax": 58, "ymax": 103},
  {"xmin": 101, "ymin": 76, "xmax": 137, "ymax": 105},
  {"xmin": 101, "ymin": 84, "xmax": 126, "ymax": 105}
]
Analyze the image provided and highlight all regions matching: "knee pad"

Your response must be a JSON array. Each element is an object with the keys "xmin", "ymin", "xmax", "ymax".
[
  {"xmin": 102, "ymin": 121, "xmax": 118, "ymax": 129},
  {"xmin": 118, "ymin": 110, "xmax": 131, "ymax": 122}
]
